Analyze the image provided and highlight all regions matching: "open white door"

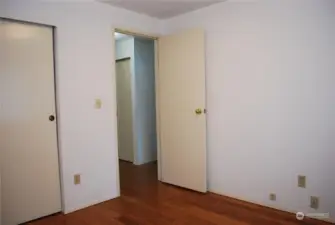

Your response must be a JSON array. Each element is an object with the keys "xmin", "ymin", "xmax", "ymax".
[
  {"xmin": 158, "ymin": 29, "xmax": 207, "ymax": 192},
  {"xmin": 0, "ymin": 20, "xmax": 62, "ymax": 225}
]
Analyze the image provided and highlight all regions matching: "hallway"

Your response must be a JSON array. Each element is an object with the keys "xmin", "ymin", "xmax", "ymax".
[{"xmin": 27, "ymin": 161, "xmax": 328, "ymax": 225}]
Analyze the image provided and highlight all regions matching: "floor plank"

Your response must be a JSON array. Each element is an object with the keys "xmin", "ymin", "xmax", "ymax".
[{"xmin": 27, "ymin": 161, "xmax": 330, "ymax": 225}]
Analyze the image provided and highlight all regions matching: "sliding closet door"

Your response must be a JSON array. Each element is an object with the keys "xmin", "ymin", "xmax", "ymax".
[
  {"xmin": 0, "ymin": 20, "xmax": 61, "ymax": 225},
  {"xmin": 116, "ymin": 59, "xmax": 134, "ymax": 162}
]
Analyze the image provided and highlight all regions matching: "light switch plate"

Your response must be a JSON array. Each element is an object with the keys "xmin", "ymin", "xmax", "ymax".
[
  {"xmin": 95, "ymin": 99, "xmax": 102, "ymax": 109},
  {"xmin": 74, "ymin": 174, "xmax": 81, "ymax": 185}
]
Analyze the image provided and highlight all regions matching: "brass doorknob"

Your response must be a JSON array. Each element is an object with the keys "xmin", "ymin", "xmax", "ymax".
[{"xmin": 195, "ymin": 108, "xmax": 202, "ymax": 115}]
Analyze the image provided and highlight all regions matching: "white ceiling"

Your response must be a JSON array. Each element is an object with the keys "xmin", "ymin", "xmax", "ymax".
[{"xmin": 99, "ymin": 0, "xmax": 224, "ymax": 19}]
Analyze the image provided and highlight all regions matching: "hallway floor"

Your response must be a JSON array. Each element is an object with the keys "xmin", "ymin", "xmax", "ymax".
[{"xmin": 28, "ymin": 161, "xmax": 328, "ymax": 225}]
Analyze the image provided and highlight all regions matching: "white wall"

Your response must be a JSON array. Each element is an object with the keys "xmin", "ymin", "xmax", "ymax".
[
  {"xmin": 0, "ymin": 0, "xmax": 161, "ymax": 214},
  {"xmin": 134, "ymin": 38, "xmax": 157, "ymax": 164},
  {"xmin": 163, "ymin": 0, "xmax": 335, "ymax": 220}
]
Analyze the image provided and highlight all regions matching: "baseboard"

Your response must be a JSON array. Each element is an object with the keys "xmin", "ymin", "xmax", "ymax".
[
  {"xmin": 209, "ymin": 189, "xmax": 334, "ymax": 224},
  {"xmin": 119, "ymin": 159, "xmax": 133, "ymax": 163},
  {"xmin": 63, "ymin": 194, "xmax": 119, "ymax": 214}
]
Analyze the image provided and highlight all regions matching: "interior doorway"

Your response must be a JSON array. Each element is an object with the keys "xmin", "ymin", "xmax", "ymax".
[
  {"xmin": 114, "ymin": 28, "xmax": 208, "ymax": 196},
  {"xmin": 114, "ymin": 31, "xmax": 159, "ymax": 193}
]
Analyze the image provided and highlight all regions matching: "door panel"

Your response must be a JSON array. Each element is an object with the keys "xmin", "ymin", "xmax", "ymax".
[
  {"xmin": 158, "ymin": 29, "xmax": 207, "ymax": 192},
  {"xmin": 116, "ymin": 59, "xmax": 134, "ymax": 162},
  {"xmin": 0, "ymin": 20, "xmax": 61, "ymax": 225}
]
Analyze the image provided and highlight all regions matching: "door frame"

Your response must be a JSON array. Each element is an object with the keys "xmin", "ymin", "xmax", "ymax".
[
  {"xmin": 113, "ymin": 28, "xmax": 162, "ymax": 195},
  {"xmin": 0, "ymin": 17, "xmax": 65, "ymax": 214}
]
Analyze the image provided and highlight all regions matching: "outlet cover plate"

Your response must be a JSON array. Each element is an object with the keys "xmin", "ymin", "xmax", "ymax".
[
  {"xmin": 298, "ymin": 175, "xmax": 306, "ymax": 188},
  {"xmin": 310, "ymin": 196, "xmax": 319, "ymax": 209},
  {"xmin": 269, "ymin": 193, "xmax": 276, "ymax": 201}
]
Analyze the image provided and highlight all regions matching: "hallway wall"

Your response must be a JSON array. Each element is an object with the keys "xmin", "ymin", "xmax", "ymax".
[
  {"xmin": 134, "ymin": 38, "xmax": 157, "ymax": 164},
  {"xmin": 115, "ymin": 37, "xmax": 157, "ymax": 165}
]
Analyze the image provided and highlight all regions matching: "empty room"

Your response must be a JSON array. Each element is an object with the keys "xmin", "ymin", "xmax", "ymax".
[{"xmin": 0, "ymin": 0, "xmax": 334, "ymax": 225}]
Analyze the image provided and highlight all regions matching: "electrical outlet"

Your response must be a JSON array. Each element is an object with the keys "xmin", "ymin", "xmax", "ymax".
[
  {"xmin": 310, "ymin": 196, "xmax": 319, "ymax": 209},
  {"xmin": 74, "ymin": 174, "xmax": 81, "ymax": 185},
  {"xmin": 298, "ymin": 175, "xmax": 306, "ymax": 188},
  {"xmin": 269, "ymin": 193, "xmax": 276, "ymax": 201}
]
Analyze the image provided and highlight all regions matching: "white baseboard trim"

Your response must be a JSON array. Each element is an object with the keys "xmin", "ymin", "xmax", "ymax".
[
  {"xmin": 63, "ymin": 194, "xmax": 119, "ymax": 214},
  {"xmin": 209, "ymin": 189, "xmax": 334, "ymax": 224}
]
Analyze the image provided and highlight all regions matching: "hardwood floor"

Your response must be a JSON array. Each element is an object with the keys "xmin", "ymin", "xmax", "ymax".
[{"xmin": 27, "ymin": 161, "xmax": 329, "ymax": 225}]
